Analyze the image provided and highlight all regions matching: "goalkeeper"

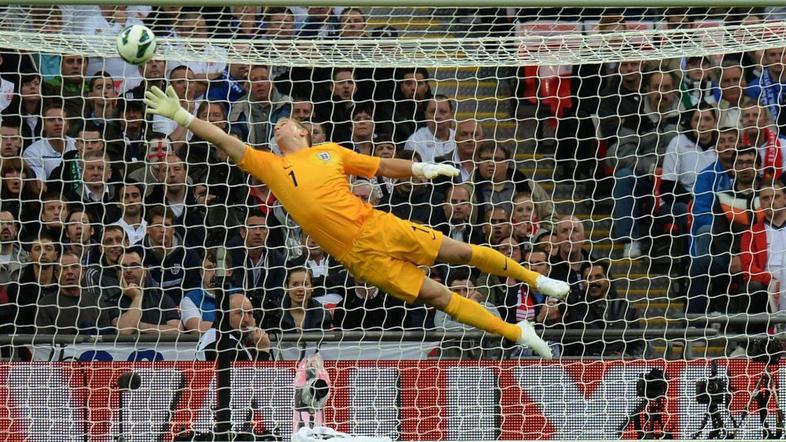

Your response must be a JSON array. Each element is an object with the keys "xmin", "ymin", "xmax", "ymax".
[{"xmin": 144, "ymin": 86, "xmax": 569, "ymax": 358}]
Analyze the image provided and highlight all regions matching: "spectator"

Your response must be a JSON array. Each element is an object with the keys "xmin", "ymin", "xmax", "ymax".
[
  {"xmin": 0, "ymin": 117, "xmax": 23, "ymax": 158},
  {"xmin": 437, "ymin": 119, "xmax": 484, "ymax": 183},
  {"xmin": 1, "ymin": 157, "xmax": 42, "ymax": 221},
  {"xmin": 373, "ymin": 134, "xmax": 397, "ymax": 159},
  {"xmin": 337, "ymin": 8, "xmax": 367, "ymax": 38},
  {"xmin": 127, "ymin": 134, "xmax": 171, "ymax": 191},
  {"xmin": 521, "ymin": 247, "xmax": 551, "ymax": 323},
  {"xmin": 207, "ymin": 62, "xmax": 250, "ymax": 103},
  {"xmin": 36, "ymin": 251, "xmax": 117, "ymax": 336},
  {"xmin": 563, "ymin": 261, "xmax": 644, "ymax": 358},
  {"xmin": 298, "ymin": 7, "xmax": 337, "ymax": 38},
  {"xmin": 80, "ymin": 72, "xmax": 123, "ymax": 155},
  {"xmin": 22, "ymin": 193, "xmax": 66, "ymax": 243},
  {"xmin": 739, "ymin": 99, "xmax": 785, "ymax": 181},
  {"xmin": 48, "ymin": 125, "xmax": 104, "ymax": 196},
  {"xmin": 63, "ymin": 207, "xmax": 99, "ymax": 265},
  {"xmin": 64, "ymin": 151, "xmax": 122, "ymax": 225},
  {"xmin": 272, "ymin": 267, "xmax": 331, "ymax": 332},
  {"xmin": 124, "ymin": 58, "xmax": 167, "ymax": 101},
  {"xmin": 85, "ymin": 225, "xmax": 126, "ymax": 305},
  {"xmin": 290, "ymin": 97, "xmax": 315, "ymax": 122},
  {"xmin": 610, "ymin": 70, "xmax": 681, "ymax": 259},
  {"xmin": 389, "ymin": 68, "xmax": 432, "ymax": 142},
  {"xmin": 481, "ymin": 206, "xmax": 512, "ymax": 246},
  {"xmin": 259, "ymin": 7, "xmax": 295, "ymax": 81},
  {"xmin": 404, "ymin": 95, "xmax": 456, "ymax": 163},
  {"xmin": 689, "ymin": 146, "xmax": 761, "ymax": 314},
  {"xmin": 679, "ymin": 56, "xmax": 717, "ymax": 110},
  {"xmin": 436, "ymin": 183, "xmax": 483, "ymax": 244},
  {"xmin": 261, "ymin": 7, "xmax": 295, "ymax": 40},
  {"xmin": 41, "ymin": 55, "xmax": 87, "ymax": 121},
  {"xmin": 351, "ymin": 177, "xmax": 383, "ymax": 206},
  {"xmin": 660, "ymin": 103, "xmax": 719, "ymax": 246},
  {"xmin": 117, "ymin": 101, "xmax": 148, "ymax": 173},
  {"xmin": 434, "ymin": 268, "xmax": 502, "ymax": 359},
  {"xmin": 333, "ymin": 276, "xmax": 408, "ymax": 330},
  {"xmin": 7, "ymin": 235, "xmax": 58, "ymax": 335},
  {"xmin": 223, "ymin": 6, "xmax": 261, "ymax": 39},
  {"xmin": 112, "ymin": 182, "xmax": 147, "ymax": 245},
  {"xmin": 287, "ymin": 234, "xmax": 349, "ymax": 305},
  {"xmin": 691, "ymin": 127, "xmax": 739, "ymax": 256},
  {"xmin": 197, "ymin": 293, "xmax": 272, "ymax": 361},
  {"xmin": 228, "ymin": 209, "xmax": 286, "ymax": 308},
  {"xmin": 716, "ymin": 61, "xmax": 748, "ymax": 129},
  {"xmin": 472, "ymin": 143, "xmax": 554, "ymax": 224},
  {"xmin": 151, "ymin": 65, "xmax": 198, "ymax": 139},
  {"xmin": 317, "ymin": 68, "xmax": 357, "ymax": 143},
  {"xmin": 0, "ymin": 210, "xmax": 25, "ymax": 286},
  {"xmin": 741, "ymin": 184, "xmax": 786, "ymax": 313},
  {"xmin": 595, "ymin": 60, "xmax": 646, "ymax": 181},
  {"xmin": 549, "ymin": 216, "xmax": 591, "ymax": 299},
  {"xmin": 114, "ymin": 249, "xmax": 180, "ymax": 335},
  {"xmin": 3, "ymin": 75, "xmax": 43, "ymax": 147},
  {"xmin": 748, "ymin": 47, "xmax": 786, "ymax": 136},
  {"xmin": 348, "ymin": 103, "xmax": 376, "ymax": 154},
  {"xmin": 166, "ymin": 10, "xmax": 227, "ymax": 98},
  {"xmin": 228, "ymin": 65, "xmax": 291, "ymax": 149},
  {"xmin": 22, "ymin": 100, "xmax": 77, "ymax": 180},
  {"xmin": 511, "ymin": 192, "xmax": 541, "ymax": 244},
  {"xmin": 145, "ymin": 153, "xmax": 205, "ymax": 247},
  {"xmin": 181, "ymin": 248, "xmax": 236, "ymax": 333},
  {"xmin": 142, "ymin": 205, "xmax": 200, "ymax": 303},
  {"xmin": 381, "ymin": 150, "xmax": 446, "ymax": 226},
  {"xmin": 301, "ymin": 121, "xmax": 327, "ymax": 145}
]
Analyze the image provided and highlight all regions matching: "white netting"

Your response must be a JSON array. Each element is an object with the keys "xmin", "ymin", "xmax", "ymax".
[{"xmin": 0, "ymin": 4, "xmax": 786, "ymax": 441}]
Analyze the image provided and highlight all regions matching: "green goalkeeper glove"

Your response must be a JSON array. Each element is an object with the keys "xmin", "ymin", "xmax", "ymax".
[
  {"xmin": 411, "ymin": 162, "xmax": 460, "ymax": 180},
  {"xmin": 143, "ymin": 86, "xmax": 194, "ymax": 128}
]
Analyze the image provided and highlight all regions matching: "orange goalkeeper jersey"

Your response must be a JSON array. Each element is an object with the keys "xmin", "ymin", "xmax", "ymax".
[{"xmin": 237, "ymin": 142, "xmax": 381, "ymax": 259}]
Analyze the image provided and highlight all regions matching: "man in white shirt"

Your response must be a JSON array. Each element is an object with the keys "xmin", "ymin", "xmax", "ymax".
[
  {"xmin": 81, "ymin": 5, "xmax": 144, "ymax": 90},
  {"xmin": 436, "ymin": 119, "xmax": 483, "ymax": 183},
  {"xmin": 113, "ymin": 182, "xmax": 147, "ymax": 245},
  {"xmin": 405, "ymin": 95, "xmax": 457, "ymax": 163},
  {"xmin": 22, "ymin": 102, "xmax": 76, "ymax": 180}
]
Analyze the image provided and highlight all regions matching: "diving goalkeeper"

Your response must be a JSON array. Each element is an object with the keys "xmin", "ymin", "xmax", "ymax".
[{"xmin": 144, "ymin": 86, "xmax": 569, "ymax": 358}]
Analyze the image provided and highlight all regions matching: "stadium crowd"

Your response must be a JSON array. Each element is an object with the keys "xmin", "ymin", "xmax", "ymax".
[{"xmin": 0, "ymin": 5, "xmax": 783, "ymax": 360}]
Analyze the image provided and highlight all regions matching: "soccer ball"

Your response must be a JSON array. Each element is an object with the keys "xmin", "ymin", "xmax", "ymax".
[{"xmin": 116, "ymin": 25, "xmax": 156, "ymax": 65}]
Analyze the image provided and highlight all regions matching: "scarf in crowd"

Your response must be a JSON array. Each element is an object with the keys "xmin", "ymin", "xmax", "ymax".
[
  {"xmin": 759, "ymin": 67, "xmax": 784, "ymax": 127},
  {"xmin": 742, "ymin": 126, "xmax": 783, "ymax": 181}
]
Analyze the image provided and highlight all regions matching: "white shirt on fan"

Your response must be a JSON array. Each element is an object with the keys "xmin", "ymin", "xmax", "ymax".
[
  {"xmin": 80, "ymin": 12, "xmax": 144, "ymax": 92},
  {"xmin": 404, "ymin": 127, "xmax": 456, "ymax": 163},
  {"xmin": 661, "ymin": 134, "xmax": 717, "ymax": 194},
  {"xmin": 766, "ymin": 221, "xmax": 786, "ymax": 311},
  {"xmin": 22, "ymin": 137, "xmax": 77, "ymax": 180}
]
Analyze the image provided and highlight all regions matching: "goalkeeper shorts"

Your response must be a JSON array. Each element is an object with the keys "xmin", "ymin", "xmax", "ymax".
[{"xmin": 339, "ymin": 210, "xmax": 444, "ymax": 304}]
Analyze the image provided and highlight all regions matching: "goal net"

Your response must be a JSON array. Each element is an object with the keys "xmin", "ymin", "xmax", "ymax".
[{"xmin": 0, "ymin": 3, "xmax": 785, "ymax": 441}]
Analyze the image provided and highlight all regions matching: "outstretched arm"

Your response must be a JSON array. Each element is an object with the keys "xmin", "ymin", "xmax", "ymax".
[
  {"xmin": 378, "ymin": 158, "xmax": 459, "ymax": 180},
  {"xmin": 143, "ymin": 86, "xmax": 247, "ymax": 163}
]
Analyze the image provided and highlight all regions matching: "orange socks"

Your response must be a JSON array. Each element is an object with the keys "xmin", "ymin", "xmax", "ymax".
[
  {"xmin": 468, "ymin": 244, "xmax": 541, "ymax": 286},
  {"xmin": 444, "ymin": 292, "xmax": 521, "ymax": 342}
]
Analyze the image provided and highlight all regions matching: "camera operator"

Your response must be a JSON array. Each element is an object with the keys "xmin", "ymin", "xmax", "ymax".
[{"xmin": 197, "ymin": 293, "xmax": 272, "ymax": 361}]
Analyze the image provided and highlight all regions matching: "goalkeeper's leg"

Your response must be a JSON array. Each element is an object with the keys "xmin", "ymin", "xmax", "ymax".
[
  {"xmin": 418, "ymin": 277, "xmax": 552, "ymax": 359},
  {"xmin": 436, "ymin": 237, "xmax": 570, "ymax": 299}
]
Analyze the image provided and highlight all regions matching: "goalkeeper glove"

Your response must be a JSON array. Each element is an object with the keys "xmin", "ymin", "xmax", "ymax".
[
  {"xmin": 411, "ymin": 162, "xmax": 460, "ymax": 180},
  {"xmin": 143, "ymin": 86, "xmax": 194, "ymax": 128}
]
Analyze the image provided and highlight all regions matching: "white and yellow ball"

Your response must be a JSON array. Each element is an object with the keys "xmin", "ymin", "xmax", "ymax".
[{"xmin": 116, "ymin": 24, "xmax": 157, "ymax": 65}]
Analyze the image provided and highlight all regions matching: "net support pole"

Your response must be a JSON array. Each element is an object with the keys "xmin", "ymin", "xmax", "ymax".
[{"xmin": 214, "ymin": 248, "xmax": 234, "ymax": 439}]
